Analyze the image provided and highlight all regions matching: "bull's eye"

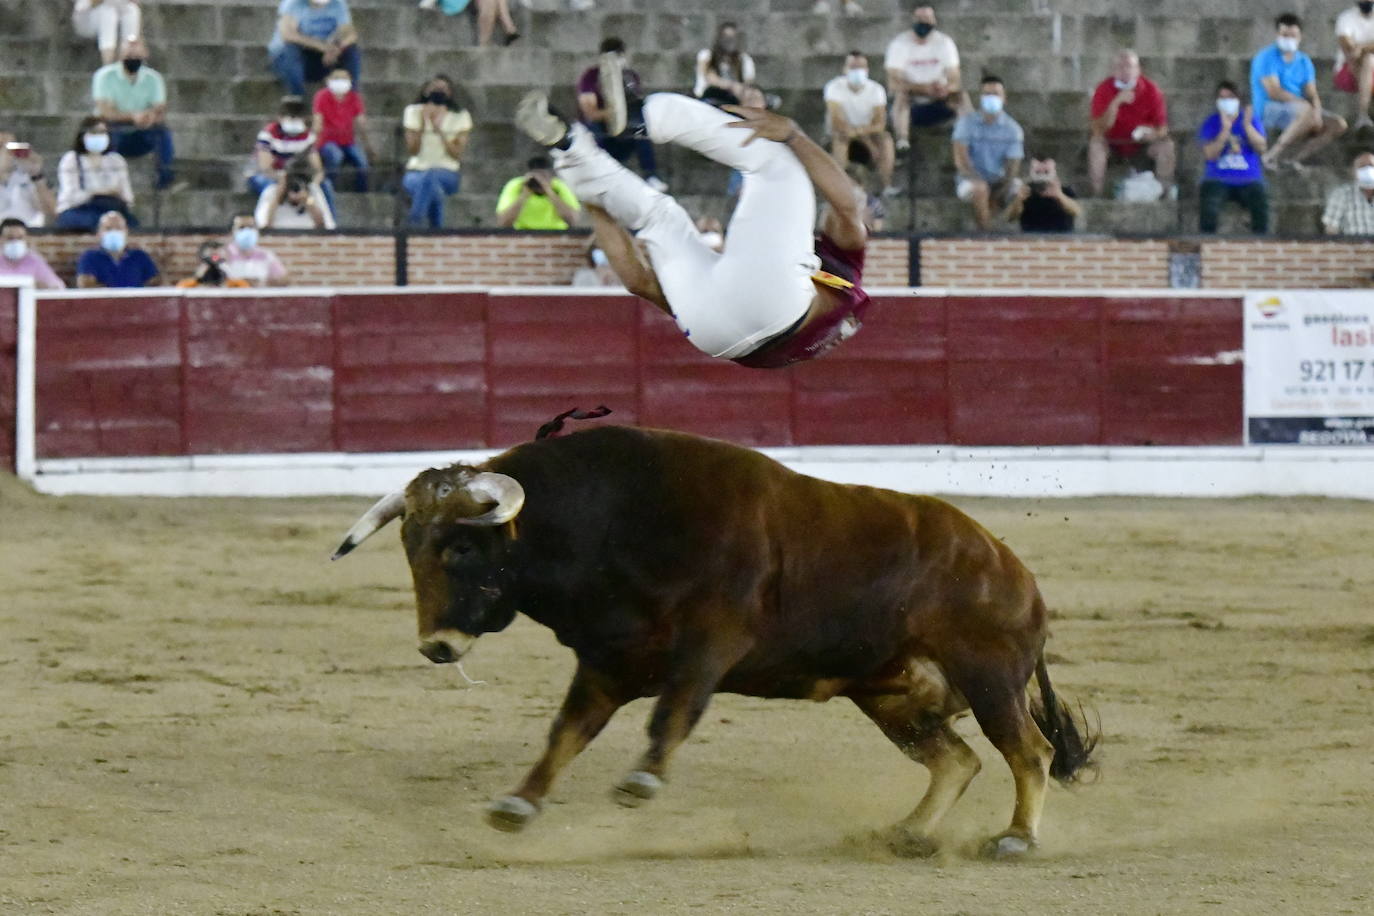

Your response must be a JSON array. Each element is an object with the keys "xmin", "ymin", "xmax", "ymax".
[
  {"xmin": 435, "ymin": 482, "xmax": 454, "ymax": 500},
  {"xmin": 442, "ymin": 543, "xmax": 472, "ymax": 567}
]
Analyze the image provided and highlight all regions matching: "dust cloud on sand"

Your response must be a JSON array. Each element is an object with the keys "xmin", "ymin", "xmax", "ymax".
[{"xmin": 1, "ymin": 475, "xmax": 1372, "ymax": 915}]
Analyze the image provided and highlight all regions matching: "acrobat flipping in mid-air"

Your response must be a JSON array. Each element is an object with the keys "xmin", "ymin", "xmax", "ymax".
[{"xmin": 516, "ymin": 54, "xmax": 871, "ymax": 369}]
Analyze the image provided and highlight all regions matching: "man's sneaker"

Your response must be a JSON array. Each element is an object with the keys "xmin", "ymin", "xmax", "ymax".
[
  {"xmin": 1355, "ymin": 114, "xmax": 1374, "ymax": 134},
  {"xmin": 896, "ymin": 137, "xmax": 911, "ymax": 153},
  {"xmin": 515, "ymin": 91, "xmax": 568, "ymax": 147},
  {"xmin": 598, "ymin": 52, "xmax": 628, "ymax": 137},
  {"xmin": 646, "ymin": 175, "xmax": 669, "ymax": 193}
]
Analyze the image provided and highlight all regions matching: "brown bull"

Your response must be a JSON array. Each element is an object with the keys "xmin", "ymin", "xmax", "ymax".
[{"xmin": 333, "ymin": 424, "xmax": 1096, "ymax": 858}]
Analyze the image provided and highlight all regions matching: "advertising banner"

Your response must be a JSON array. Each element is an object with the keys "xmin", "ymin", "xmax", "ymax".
[{"xmin": 1245, "ymin": 292, "xmax": 1374, "ymax": 445}]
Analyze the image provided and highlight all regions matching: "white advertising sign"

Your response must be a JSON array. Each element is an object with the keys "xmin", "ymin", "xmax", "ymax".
[{"xmin": 1244, "ymin": 291, "xmax": 1374, "ymax": 445}]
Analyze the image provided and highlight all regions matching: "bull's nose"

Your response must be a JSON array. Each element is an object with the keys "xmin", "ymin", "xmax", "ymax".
[{"xmin": 419, "ymin": 640, "xmax": 458, "ymax": 664}]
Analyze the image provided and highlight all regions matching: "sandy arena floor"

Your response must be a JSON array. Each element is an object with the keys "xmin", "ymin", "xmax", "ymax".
[{"xmin": 1, "ymin": 474, "xmax": 1371, "ymax": 915}]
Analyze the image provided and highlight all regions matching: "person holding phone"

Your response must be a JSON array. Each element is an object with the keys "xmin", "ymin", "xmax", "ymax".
[
  {"xmin": 0, "ymin": 133, "xmax": 57, "ymax": 227},
  {"xmin": 494, "ymin": 154, "xmax": 580, "ymax": 230}
]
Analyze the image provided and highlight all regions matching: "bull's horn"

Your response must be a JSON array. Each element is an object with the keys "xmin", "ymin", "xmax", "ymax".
[
  {"xmin": 458, "ymin": 473, "xmax": 525, "ymax": 526},
  {"xmin": 331, "ymin": 489, "xmax": 407, "ymax": 560}
]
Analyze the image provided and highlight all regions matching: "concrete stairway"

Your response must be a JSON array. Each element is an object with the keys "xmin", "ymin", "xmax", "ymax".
[{"xmin": 3, "ymin": 0, "xmax": 1366, "ymax": 232}]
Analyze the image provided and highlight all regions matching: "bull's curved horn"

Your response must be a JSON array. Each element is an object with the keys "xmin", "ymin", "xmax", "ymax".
[
  {"xmin": 458, "ymin": 473, "xmax": 525, "ymax": 526},
  {"xmin": 332, "ymin": 489, "xmax": 407, "ymax": 560}
]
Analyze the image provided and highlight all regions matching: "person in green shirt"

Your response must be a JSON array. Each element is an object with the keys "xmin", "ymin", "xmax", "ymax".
[
  {"xmin": 91, "ymin": 37, "xmax": 178, "ymax": 190},
  {"xmin": 495, "ymin": 155, "xmax": 581, "ymax": 230}
]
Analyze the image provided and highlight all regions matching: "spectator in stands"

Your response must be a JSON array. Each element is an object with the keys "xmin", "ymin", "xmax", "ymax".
[
  {"xmin": 570, "ymin": 242, "xmax": 620, "ymax": 287},
  {"xmin": 1335, "ymin": 2, "xmax": 1374, "ymax": 132},
  {"xmin": 222, "ymin": 215, "xmax": 290, "ymax": 286},
  {"xmin": 176, "ymin": 240, "xmax": 252, "ymax": 289},
  {"xmin": 0, "ymin": 219, "xmax": 65, "ymax": 289},
  {"xmin": 255, "ymin": 164, "xmax": 336, "ymax": 230},
  {"xmin": 55, "ymin": 117, "xmax": 136, "ymax": 232},
  {"xmin": 951, "ymin": 75, "xmax": 1023, "ymax": 231},
  {"xmin": 1197, "ymin": 81, "xmax": 1269, "ymax": 235},
  {"xmin": 695, "ymin": 215, "xmax": 724, "ymax": 252},
  {"xmin": 91, "ymin": 37, "xmax": 177, "ymax": 192},
  {"xmin": 71, "ymin": 0, "xmax": 142, "ymax": 65},
  {"xmin": 76, "ymin": 210, "xmax": 158, "ymax": 287},
  {"xmin": 268, "ymin": 0, "xmax": 361, "ymax": 97},
  {"xmin": 401, "ymin": 75, "xmax": 472, "ymax": 228},
  {"xmin": 694, "ymin": 22, "xmax": 756, "ymax": 105},
  {"xmin": 1088, "ymin": 50, "xmax": 1175, "ymax": 199},
  {"xmin": 811, "ymin": 1, "xmax": 865, "ymax": 14},
  {"xmin": 495, "ymin": 155, "xmax": 580, "ymax": 230},
  {"xmin": 477, "ymin": 0, "xmax": 520, "ymax": 47},
  {"xmin": 1252, "ymin": 13, "xmax": 1347, "ymax": 170},
  {"xmin": 1004, "ymin": 158, "xmax": 1079, "ymax": 233},
  {"xmin": 312, "ymin": 67, "xmax": 371, "ymax": 192},
  {"xmin": 825, "ymin": 51, "xmax": 897, "ymax": 198},
  {"xmin": 0, "ymin": 134, "xmax": 57, "ymax": 227},
  {"xmin": 884, "ymin": 5, "xmax": 963, "ymax": 153},
  {"xmin": 1321, "ymin": 151, "xmax": 1374, "ymax": 234},
  {"xmin": 578, "ymin": 38, "xmax": 667, "ymax": 192},
  {"xmin": 251, "ymin": 96, "xmax": 335, "ymax": 217}
]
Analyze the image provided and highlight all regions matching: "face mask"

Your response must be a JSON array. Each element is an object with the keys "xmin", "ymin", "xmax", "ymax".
[
  {"xmin": 589, "ymin": 248, "xmax": 609, "ymax": 267},
  {"xmin": 100, "ymin": 229, "xmax": 126, "ymax": 253},
  {"xmin": 279, "ymin": 118, "xmax": 306, "ymax": 135},
  {"xmin": 1360, "ymin": 1, "xmax": 1373, "ymax": 14},
  {"xmin": 846, "ymin": 68, "xmax": 868, "ymax": 87},
  {"xmin": 1357, "ymin": 165, "xmax": 1374, "ymax": 189},
  {"xmin": 328, "ymin": 78, "xmax": 352, "ymax": 96},
  {"xmin": 2, "ymin": 240, "xmax": 26, "ymax": 261},
  {"xmin": 1276, "ymin": 36, "xmax": 1300, "ymax": 53},
  {"xmin": 122, "ymin": 58, "xmax": 143, "ymax": 75},
  {"xmin": 83, "ymin": 132, "xmax": 109, "ymax": 154},
  {"xmin": 913, "ymin": 22, "xmax": 934, "ymax": 38},
  {"xmin": 234, "ymin": 228, "xmax": 259, "ymax": 250},
  {"xmin": 719, "ymin": 37, "xmax": 738, "ymax": 53},
  {"xmin": 980, "ymin": 93, "xmax": 1003, "ymax": 115},
  {"xmin": 425, "ymin": 91, "xmax": 450, "ymax": 106},
  {"xmin": 700, "ymin": 231, "xmax": 724, "ymax": 250},
  {"xmin": 1216, "ymin": 97, "xmax": 1240, "ymax": 117},
  {"xmin": 1113, "ymin": 78, "xmax": 1136, "ymax": 91}
]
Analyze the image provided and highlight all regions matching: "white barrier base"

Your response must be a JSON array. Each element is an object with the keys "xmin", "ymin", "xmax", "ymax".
[{"xmin": 28, "ymin": 445, "xmax": 1374, "ymax": 500}]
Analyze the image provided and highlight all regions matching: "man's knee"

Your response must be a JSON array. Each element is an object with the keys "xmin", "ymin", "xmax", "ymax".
[{"xmin": 1325, "ymin": 113, "xmax": 1349, "ymax": 135}]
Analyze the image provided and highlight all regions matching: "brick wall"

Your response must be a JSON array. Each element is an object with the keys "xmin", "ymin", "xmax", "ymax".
[
  {"xmin": 865, "ymin": 237, "xmax": 909, "ymax": 286},
  {"xmin": 1201, "ymin": 240, "xmax": 1374, "ymax": 289},
  {"xmin": 408, "ymin": 234, "xmax": 589, "ymax": 286},
  {"xmin": 920, "ymin": 238, "xmax": 1173, "ymax": 288}
]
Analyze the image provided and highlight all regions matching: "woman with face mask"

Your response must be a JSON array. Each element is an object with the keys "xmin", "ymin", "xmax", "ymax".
[
  {"xmin": 401, "ymin": 75, "xmax": 473, "ymax": 227},
  {"xmin": 694, "ymin": 22, "xmax": 757, "ymax": 103},
  {"xmin": 1197, "ymin": 80, "xmax": 1269, "ymax": 234},
  {"xmin": 54, "ymin": 116, "xmax": 137, "ymax": 232}
]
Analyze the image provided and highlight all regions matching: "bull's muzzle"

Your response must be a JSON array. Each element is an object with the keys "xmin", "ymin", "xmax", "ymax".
[{"xmin": 418, "ymin": 630, "xmax": 476, "ymax": 665}]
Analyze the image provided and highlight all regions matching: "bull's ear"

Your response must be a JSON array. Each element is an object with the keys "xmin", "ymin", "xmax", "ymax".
[
  {"xmin": 332, "ymin": 490, "xmax": 406, "ymax": 560},
  {"xmin": 456, "ymin": 473, "xmax": 524, "ymax": 527}
]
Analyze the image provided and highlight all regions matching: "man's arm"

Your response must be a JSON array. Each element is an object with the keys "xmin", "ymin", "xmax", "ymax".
[
  {"xmin": 77, "ymin": 273, "xmax": 103, "ymax": 288},
  {"xmin": 826, "ymin": 101, "xmax": 854, "ymax": 138},
  {"xmin": 1241, "ymin": 107, "xmax": 1268, "ymax": 153},
  {"xmin": 494, "ymin": 180, "xmax": 529, "ymax": 228},
  {"xmin": 1002, "ymin": 156, "xmax": 1023, "ymax": 181},
  {"xmin": 279, "ymin": 16, "xmax": 331, "ymax": 53},
  {"xmin": 1090, "ymin": 89, "xmax": 1128, "ymax": 135},
  {"xmin": 95, "ymin": 99, "xmax": 135, "ymax": 124},
  {"xmin": 1260, "ymin": 74, "xmax": 1303, "ymax": 103},
  {"xmin": 723, "ymin": 105, "xmax": 865, "ymax": 250},
  {"xmin": 864, "ymin": 102, "xmax": 886, "ymax": 135},
  {"xmin": 952, "ymin": 140, "xmax": 977, "ymax": 179},
  {"xmin": 547, "ymin": 180, "xmax": 580, "ymax": 226},
  {"xmin": 1302, "ymin": 78, "xmax": 1323, "ymax": 111},
  {"xmin": 331, "ymin": 24, "xmax": 358, "ymax": 49},
  {"xmin": 1199, "ymin": 120, "xmax": 1233, "ymax": 160}
]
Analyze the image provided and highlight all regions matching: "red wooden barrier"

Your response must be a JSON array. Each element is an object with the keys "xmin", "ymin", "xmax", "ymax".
[
  {"xmin": 21, "ymin": 289, "xmax": 1246, "ymax": 464},
  {"xmin": 1, "ymin": 287, "xmax": 17, "ymax": 472}
]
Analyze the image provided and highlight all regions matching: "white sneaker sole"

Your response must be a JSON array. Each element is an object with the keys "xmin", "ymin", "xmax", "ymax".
[
  {"xmin": 515, "ymin": 91, "xmax": 567, "ymax": 147},
  {"xmin": 598, "ymin": 52, "xmax": 627, "ymax": 137}
]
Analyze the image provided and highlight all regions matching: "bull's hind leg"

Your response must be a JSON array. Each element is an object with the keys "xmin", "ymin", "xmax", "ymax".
[
  {"xmin": 851, "ymin": 694, "xmax": 982, "ymax": 858},
  {"xmin": 961, "ymin": 680, "xmax": 1055, "ymax": 860}
]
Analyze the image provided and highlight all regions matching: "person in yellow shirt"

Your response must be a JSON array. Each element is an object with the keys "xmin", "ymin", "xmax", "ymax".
[
  {"xmin": 401, "ymin": 75, "xmax": 473, "ymax": 227},
  {"xmin": 495, "ymin": 155, "xmax": 581, "ymax": 229}
]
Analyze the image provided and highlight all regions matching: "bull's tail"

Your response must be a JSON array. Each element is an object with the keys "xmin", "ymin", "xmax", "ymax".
[{"xmin": 1029, "ymin": 653, "xmax": 1099, "ymax": 784}]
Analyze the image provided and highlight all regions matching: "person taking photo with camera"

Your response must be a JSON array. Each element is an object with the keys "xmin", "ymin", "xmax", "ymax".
[
  {"xmin": 495, "ymin": 154, "xmax": 581, "ymax": 230},
  {"xmin": 1003, "ymin": 157, "xmax": 1080, "ymax": 233}
]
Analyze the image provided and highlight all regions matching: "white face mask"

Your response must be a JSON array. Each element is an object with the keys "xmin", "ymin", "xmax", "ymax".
[
  {"xmin": 1276, "ymin": 36, "xmax": 1300, "ymax": 53},
  {"xmin": 280, "ymin": 118, "xmax": 306, "ymax": 135},
  {"xmin": 1356, "ymin": 165, "xmax": 1374, "ymax": 189},
  {"xmin": 980, "ymin": 94, "xmax": 1004, "ymax": 115},
  {"xmin": 2, "ymin": 240, "xmax": 26, "ymax": 261},
  {"xmin": 327, "ymin": 78, "xmax": 352, "ymax": 96},
  {"xmin": 1216, "ymin": 97, "xmax": 1240, "ymax": 117},
  {"xmin": 83, "ymin": 132, "xmax": 110, "ymax": 153},
  {"xmin": 846, "ymin": 68, "xmax": 868, "ymax": 87},
  {"xmin": 1113, "ymin": 78, "xmax": 1137, "ymax": 91},
  {"xmin": 589, "ymin": 248, "xmax": 609, "ymax": 267}
]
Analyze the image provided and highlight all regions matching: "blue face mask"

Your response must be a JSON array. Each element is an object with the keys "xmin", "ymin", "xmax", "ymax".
[
  {"xmin": 100, "ymin": 229, "xmax": 126, "ymax": 253},
  {"xmin": 234, "ymin": 227, "xmax": 259, "ymax": 250},
  {"xmin": 590, "ymin": 248, "xmax": 609, "ymax": 267},
  {"xmin": 980, "ymin": 94, "xmax": 1004, "ymax": 115}
]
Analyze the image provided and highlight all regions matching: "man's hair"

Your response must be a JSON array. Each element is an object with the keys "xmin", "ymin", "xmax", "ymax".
[
  {"xmin": 1216, "ymin": 79, "xmax": 1240, "ymax": 95},
  {"xmin": 278, "ymin": 95, "xmax": 307, "ymax": 118},
  {"xmin": 847, "ymin": 49, "xmax": 864, "ymax": 58},
  {"xmin": 599, "ymin": 37, "xmax": 626, "ymax": 54},
  {"xmin": 1275, "ymin": 12, "xmax": 1301, "ymax": 29},
  {"xmin": 980, "ymin": 73, "xmax": 1004, "ymax": 88},
  {"xmin": 527, "ymin": 154, "xmax": 554, "ymax": 171},
  {"xmin": 1, "ymin": 217, "xmax": 27, "ymax": 232}
]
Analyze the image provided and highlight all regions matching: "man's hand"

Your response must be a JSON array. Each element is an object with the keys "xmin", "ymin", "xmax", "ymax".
[
  {"xmin": 929, "ymin": 78, "xmax": 950, "ymax": 100},
  {"xmin": 1114, "ymin": 87, "xmax": 1136, "ymax": 106},
  {"xmin": 22, "ymin": 151, "xmax": 44, "ymax": 177},
  {"xmin": 323, "ymin": 44, "xmax": 341, "ymax": 67},
  {"xmin": 722, "ymin": 105, "xmax": 798, "ymax": 146}
]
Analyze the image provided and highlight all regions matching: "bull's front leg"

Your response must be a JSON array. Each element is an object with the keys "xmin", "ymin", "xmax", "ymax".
[
  {"xmin": 614, "ymin": 630, "xmax": 752, "ymax": 807},
  {"xmin": 487, "ymin": 664, "xmax": 625, "ymax": 832}
]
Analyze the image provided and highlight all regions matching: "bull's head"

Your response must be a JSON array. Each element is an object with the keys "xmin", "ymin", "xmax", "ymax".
[{"xmin": 332, "ymin": 467, "xmax": 525, "ymax": 665}]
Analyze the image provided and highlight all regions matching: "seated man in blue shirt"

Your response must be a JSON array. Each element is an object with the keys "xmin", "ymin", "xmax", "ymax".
[
  {"xmin": 951, "ymin": 74, "xmax": 1023, "ymax": 230},
  {"xmin": 76, "ymin": 211, "xmax": 160, "ymax": 288},
  {"xmin": 1197, "ymin": 81, "xmax": 1269, "ymax": 234},
  {"xmin": 268, "ymin": 0, "xmax": 361, "ymax": 98},
  {"xmin": 1251, "ymin": 12, "xmax": 1347, "ymax": 170}
]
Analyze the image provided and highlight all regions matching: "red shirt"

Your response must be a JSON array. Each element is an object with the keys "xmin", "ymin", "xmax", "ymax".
[
  {"xmin": 312, "ymin": 87, "xmax": 365, "ymax": 147},
  {"xmin": 1090, "ymin": 74, "xmax": 1167, "ymax": 150}
]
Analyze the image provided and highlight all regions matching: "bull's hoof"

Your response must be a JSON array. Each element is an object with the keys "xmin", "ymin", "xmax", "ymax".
[
  {"xmin": 485, "ymin": 795, "xmax": 540, "ymax": 832},
  {"xmin": 881, "ymin": 827, "xmax": 940, "ymax": 859},
  {"xmin": 980, "ymin": 832, "xmax": 1037, "ymax": 861},
  {"xmin": 612, "ymin": 770, "xmax": 662, "ymax": 807}
]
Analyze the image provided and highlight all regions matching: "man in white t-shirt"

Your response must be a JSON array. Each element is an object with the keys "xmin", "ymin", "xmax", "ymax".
[
  {"xmin": 883, "ymin": 4, "xmax": 964, "ymax": 152},
  {"xmin": 1334, "ymin": 1, "xmax": 1374, "ymax": 131},
  {"xmin": 824, "ymin": 52, "xmax": 897, "ymax": 196}
]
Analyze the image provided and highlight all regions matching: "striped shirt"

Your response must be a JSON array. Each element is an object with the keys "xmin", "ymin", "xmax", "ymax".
[
  {"xmin": 256, "ymin": 121, "xmax": 318, "ymax": 170},
  {"xmin": 1321, "ymin": 184, "xmax": 1374, "ymax": 236}
]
